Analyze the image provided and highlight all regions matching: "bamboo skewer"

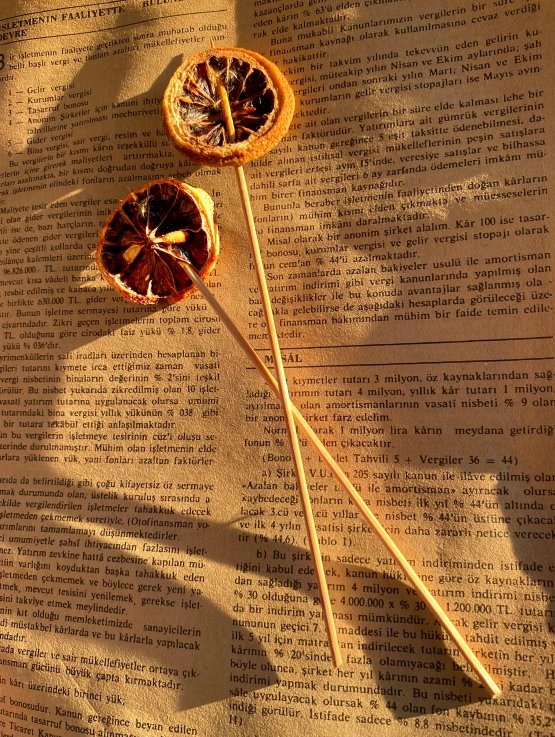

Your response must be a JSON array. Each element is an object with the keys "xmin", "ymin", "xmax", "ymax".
[
  {"xmin": 180, "ymin": 258, "xmax": 501, "ymax": 698},
  {"xmin": 211, "ymin": 54, "xmax": 342, "ymax": 668}
]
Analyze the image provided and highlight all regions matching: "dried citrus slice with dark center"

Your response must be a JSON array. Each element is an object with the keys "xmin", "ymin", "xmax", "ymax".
[
  {"xmin": 96, "ymin": 179, "xmax": 219, "ymax": 305},
  {"xmin": 162, "ymin": 47, "xmax": 295, "ymax": 167}
]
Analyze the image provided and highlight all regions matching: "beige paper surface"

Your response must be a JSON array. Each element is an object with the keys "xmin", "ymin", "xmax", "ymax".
[{"xmin": 0, "ymin": 1, "xmax": 553, "ymax": 735}]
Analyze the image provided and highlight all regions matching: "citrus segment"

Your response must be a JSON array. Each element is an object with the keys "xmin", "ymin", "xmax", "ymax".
[
  {"xmin": 96, "ymin": 179, "xmax": 219, "ymax": 305},
  {"xmin": 162, "ymin": 47, "xmax": 295, "ymax": 166}
]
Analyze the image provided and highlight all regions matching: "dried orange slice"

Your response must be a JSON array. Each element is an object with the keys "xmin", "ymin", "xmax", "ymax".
[
  {"xmin": 96, "ymin": 178, "xmax": 219, "ymax": 305},
  {"xmin": 162, "ymin": 47, "xmax": 295, "ymax": 167}
]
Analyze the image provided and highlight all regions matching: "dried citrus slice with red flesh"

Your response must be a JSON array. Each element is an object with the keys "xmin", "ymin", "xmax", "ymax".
[
  {"xmin": 96, "ymin": 178, "xmax": 219, "ymax": 305},
  {"xmin": 162, "ymin": 47, "xmax": 295, "ymax": 166}
]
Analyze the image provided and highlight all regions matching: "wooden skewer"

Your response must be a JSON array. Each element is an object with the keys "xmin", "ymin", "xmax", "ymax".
[
  {"xmin": 180, "ymin": 259, "xmax": 501, "ymax": 698},
  {"xmin": 210, "ymin": 50, "xmax": 342, "ymax": 668}
]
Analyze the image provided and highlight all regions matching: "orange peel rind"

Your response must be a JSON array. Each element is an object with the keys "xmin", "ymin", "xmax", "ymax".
[
  {"xmin": 96, "ymin": 178, "xmax": 219, "ymax": 305},
  {"xmin": 162, "ymin": 47, "xmax": 295, "ymax": 167}
]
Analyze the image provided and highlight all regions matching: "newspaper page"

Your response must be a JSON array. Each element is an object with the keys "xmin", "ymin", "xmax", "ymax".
[{"xmin": 0, "ymin": 0, "xmax": 553, "ymax": 736}]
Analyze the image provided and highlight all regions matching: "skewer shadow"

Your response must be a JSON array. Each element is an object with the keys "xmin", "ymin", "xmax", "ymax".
[{"xmin": 9, "ymin": 465, "xmax": 494, "ymax": 717}]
